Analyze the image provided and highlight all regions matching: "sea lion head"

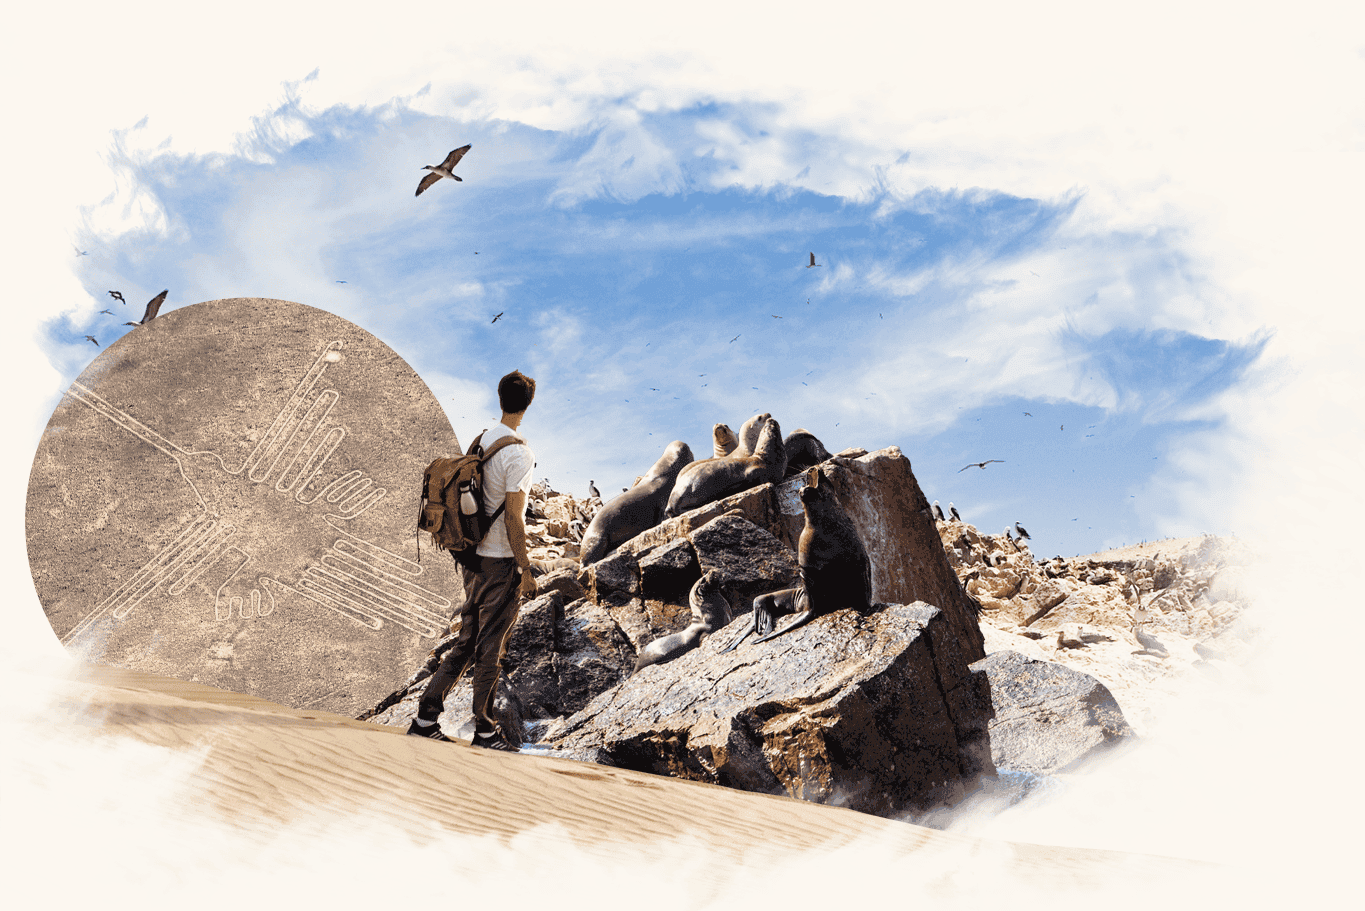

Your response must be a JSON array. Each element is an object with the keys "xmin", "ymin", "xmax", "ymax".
[
  {"xmin": 647, "ymin": 440, "xmax": 694, "ymax": 482},
  {"xmin": 712, "ymin": 423, "xmax": 738, "ymax": 458},
  {"xmin": 754, "ymin": 417, "xmax": 787, "ymax": 479},
  {"xmin": 689, "ymin": 569, "xmax": 729, "ymax": 629},
  {"xmin": 735, "ymin": 412, "xmax": 771, "ymax": 457}
]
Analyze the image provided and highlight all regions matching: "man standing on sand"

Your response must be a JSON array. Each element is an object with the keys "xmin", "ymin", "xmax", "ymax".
[{"xmin": 407, "ymin": 370, "xmax": 539, "ymax": 750}]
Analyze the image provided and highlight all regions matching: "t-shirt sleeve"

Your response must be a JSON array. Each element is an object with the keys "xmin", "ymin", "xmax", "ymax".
[{"xmin": 505, "ymin": 446, "xmax": 535, "ymax": 495}]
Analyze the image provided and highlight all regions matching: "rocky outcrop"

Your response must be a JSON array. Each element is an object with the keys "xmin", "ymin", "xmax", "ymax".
[
  {"xmin": 971, "ymin": 650, "xmax": 1133, "ymax": 775},
  {"xmin": 541, "ymin": 602, "xmax": 994, "ymax": 818},
  {"xmin": 942, "ymin": 522, "xmax": 1250, "ymax": 651}
]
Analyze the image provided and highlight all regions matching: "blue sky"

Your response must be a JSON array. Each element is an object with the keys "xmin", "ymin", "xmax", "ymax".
[{"xmin": 37, "ymin": 91, "xmax": 1271, "ymax": 558}]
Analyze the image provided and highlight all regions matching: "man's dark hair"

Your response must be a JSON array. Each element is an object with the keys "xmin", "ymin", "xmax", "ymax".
[{"xmin": 498, "ymin": 369, "xmax": 536, "ymax": 414}]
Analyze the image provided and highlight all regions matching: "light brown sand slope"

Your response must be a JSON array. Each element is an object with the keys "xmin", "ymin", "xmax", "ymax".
[{"xmin": 48, "ymin": 662, "xmax": 1221, "ymax": 894}]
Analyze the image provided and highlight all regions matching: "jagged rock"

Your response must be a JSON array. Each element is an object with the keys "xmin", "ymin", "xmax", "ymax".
[
  {"xmin": 688, "ymin": 513, "xmax": 799, "ymax": 613},
  {"xmin": 549, "ymin": 597, "xmax": 636, "ymax": 713},
  {"xmin": 595, "ymin": 591, "xmax": 658, "ymax": 651},
  {"xmin": 637, "ymin": 538, "xmax": 701, "ymax": 602},
  {"xmin": 971, "ymin": 650, "xmax": 1134, "ymax": 774},
  {"xmin": 532, "ymin": 566, "xmax": 586, "ymax": 602},
  {"xmin": 542, "ymin": 602, "xmax": 994, "ymax": 818},
  {"xmin": 579, "ymin": 549, "xmax": 641, "ymax": 599},
  {"xmin": 614, "ymin": 484, "xmax": 787, "ymax": 558},
  {"xmin": 776, "ymin": 449, "xmax": 986, "ymax": 662},
  {"xmin": 1023, "ymin": 581, "xmax": 1070, "ymax": 625}
]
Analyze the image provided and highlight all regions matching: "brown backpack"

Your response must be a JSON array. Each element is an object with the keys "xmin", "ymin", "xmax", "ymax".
[{"xmin": 417, "ymin": 430, "xmax": 526, "ymax": 567}]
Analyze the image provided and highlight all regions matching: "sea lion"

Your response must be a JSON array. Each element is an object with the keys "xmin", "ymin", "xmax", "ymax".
[
  {"xmin": 665, "ymin": 417, "xmax": 787, "ymax": 518},
  {"xmin": 632, "ymin": 570, "xmax": 729, "ymax": 673},
  {"xmin": 721, "ymin": 467, "xmax": 872, "ymax": 651},
  {"xmin": 579, "ymin": 440, "xmax": 694, "ymax": 565},
  {"xmin": 732, "ymin": 412, "xmax": 771, "ymax": 458},
  {"xmin": 782, "ymin": 428, "xmax": 832, "ymax": 477},
  {"xmin": 712, "ymin": 423, "xmax": 738, "ymax": 459}
]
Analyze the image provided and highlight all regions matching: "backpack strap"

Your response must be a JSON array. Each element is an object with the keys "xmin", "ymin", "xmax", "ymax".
[
  {"xmin": 474, "ymin": 433, "xmax": 525, "ymax": 534},
  {"xmin": 478, "ymin": 433, "xmax": 526, "ymax": 461}
]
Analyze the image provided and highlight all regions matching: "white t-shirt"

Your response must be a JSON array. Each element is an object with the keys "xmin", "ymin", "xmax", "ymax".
[{"xmin": 476, "ymin": 422, "xmax": 536, "ymax": 558}]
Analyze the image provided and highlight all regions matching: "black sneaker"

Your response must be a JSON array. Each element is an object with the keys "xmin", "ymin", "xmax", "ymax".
[
  {"xmin": 406, "ymin": 719, "xmax": 454, "ymax": 741},
  {"xmin": 471, "ymin": 725, "xmax": 519, "ymax": 752}
]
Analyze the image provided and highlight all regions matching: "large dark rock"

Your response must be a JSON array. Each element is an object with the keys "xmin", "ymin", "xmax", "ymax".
[
  {"xmin": 971, "ymin": 650, "xmax": 1134, "ymax": 774},
  {"xmin": 579, "ymin": 549, "xmax": 641, "ymax": 599},
  {"xmin": 637, "ymin": 538, "xmax": 701, "ymax": 602},
  {"xmin": 541, "ymin": 602, "xmax": 994, "ymax": 818},
  {"xmin": 364, "ymin": 590, "xmax": 636, "ymax": 728},
  {"xmin": 688, "ymin": 513, "xmax": 800, "ymax": 615},
  {"xmin": 775, "ymin": 449, "xmax": 986, "ymax": 663}
]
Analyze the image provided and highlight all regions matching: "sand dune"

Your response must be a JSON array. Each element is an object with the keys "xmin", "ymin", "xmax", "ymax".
[{"xmin": 30, "ymin": 661, "xmax": 1239, "ymax": 904}]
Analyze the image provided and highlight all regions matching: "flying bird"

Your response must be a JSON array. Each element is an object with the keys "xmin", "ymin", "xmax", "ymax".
[
  {"xmin": 108, "ymin": 291, "xmax": 125, "ymax": 304},
  {"xmin": 491, "ymin": 312, "xmax": 503, "ymax": 323},
  {"xmin": 123, "ymin": 290, "xmax": 168, "ymax": 327},
  {"xmin": 730, "ymin": 335, "xmax": 741, "ymax": 343},
  {"xmin": 1023, "ymin": 412, "xmax": 1032, "ymax": 416},
  {"xmin": 959, "ymin": 460, "xmax": 1004, "ymax": 472},
  {"xmin": 948, "ymin": 502, "xmax": 962, "ymax": 522},
  {"xmin": 932, "ymin": 501, "xmax": 945, "ymax": 521},
  {"xmin": 806, "ymin": 252, "xmax": 821, "ymax": 268},
  {"xmin": 1014, "ymin": 521, "xmax": 1031, "ymax": 540},
  {"xmin": 98, "ymin": 309, "xmax": 114, "ymax": 315},
  {"xmin": 83, "ymin": 335, "xmax": 99, "ymax": 346},
  {"xmin": 416, "ymin": 144, "xmax": 471, "ymax": 196},
  {"xmin": 74, "ymin": 246, "xmax": 88, "ymax": 256},
  {"xmin": 335, "ymin": 280, "xmax": 347, "ymax": 284},
  {"xmin": 772, "ymin": 314, "xmax": 782, "ymax": 319}
]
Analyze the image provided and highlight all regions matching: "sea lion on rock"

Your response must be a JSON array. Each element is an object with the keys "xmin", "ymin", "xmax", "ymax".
[
  {"xmin": 666, "ymin": 417, "xmax": 787, "ymax": 518},
  {"xmin": 712, "ymin": 423, "xmax": 738, "ymax": 459},
  {"xmin": 721, "ymin": 467, "xmax": 872, "ymax": 651},
  {"xmin": 632, "ymin": 570, "xmax": 729, "ymax": 673},
  {"xmin": 732, "ymin": 412, "xmax": 771, "ymax": 458},
  {"xmin": 579, "ymin": 440, "xmax": 694, "ymax": 565},
  {"xmin": 782, "ymin": 428, "xmax": 832, "ymax": 477}
]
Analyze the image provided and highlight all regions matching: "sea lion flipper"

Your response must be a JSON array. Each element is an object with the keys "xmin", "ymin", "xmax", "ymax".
[
  {"xmin": 719, "ymin": 620, "xmax": 756, "ymax": 653},
  {"xmin": 752, "ymin": 610, "xmax": 815, "ymax": 645}
]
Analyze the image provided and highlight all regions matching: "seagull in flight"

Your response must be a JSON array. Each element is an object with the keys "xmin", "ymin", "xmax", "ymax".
[
  {"xmin": 730, "ymin": 334, "xmax": 741, "ymax": 343},
  {"xmin": 123, "ymin": 290, "xmax": 168, "ymax": 327},
  {"xmin": 491, "ymin": 312, "xmax": 503, "ymax": 323},
  {"xmin": 416, "ymin": 144, "xmax": 471, "ymax": 196},
  {"xmin": 74, "ymin": 246, "xmax": 88, "ymax": 256},
  {"xmin": 806, "ymin": 252, "xmax": 821, "ymax": 268},
  {"xmin": 959, "ymin": 460, "xmax": 1004, "ymax": 472},
  {"xmin": 83, "ymin": 335, "xmax": 99, "ymax": 346},
  {"xmin": 99, "ymin": 309, "xmax": 114, "ymax": 315},
  {"xmin": 108, "ymin": 291, "xmax": 125, "ymax": 304}
]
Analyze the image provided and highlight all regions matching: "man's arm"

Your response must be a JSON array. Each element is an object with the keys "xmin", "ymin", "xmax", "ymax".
[{"xmin": 502, "ymin": 490, "xmax": 537, "ymax": 597}]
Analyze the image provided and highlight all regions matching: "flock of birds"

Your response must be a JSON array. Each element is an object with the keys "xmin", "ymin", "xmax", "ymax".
[
  {"xmin": 82, "ymin": 289, "xmax": 168, "ymax": 346},
  {"xmin": 75, "ymin": 143, "xmax": 1053, "ymax": 549},
  {"xmin": 933, "ymin": 499, "xmax": 1030, "ymax": 545}
]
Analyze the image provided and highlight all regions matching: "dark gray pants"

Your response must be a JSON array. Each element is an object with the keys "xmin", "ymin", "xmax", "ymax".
[{"xmin": 415, "ymin": 554, "xmax": 522, "ymax": 731}]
